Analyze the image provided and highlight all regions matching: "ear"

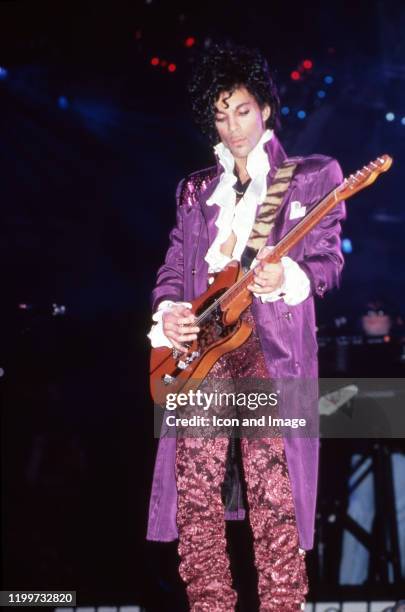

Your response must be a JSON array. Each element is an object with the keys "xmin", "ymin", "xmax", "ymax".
[{"xmin": 261, "ymin": 104, "xmax": 271, "ymax": 123}]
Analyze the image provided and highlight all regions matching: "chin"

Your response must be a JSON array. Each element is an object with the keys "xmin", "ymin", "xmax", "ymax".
[{"xmin": 229, "ymin": 144, "xmax": 251, "ymax": 159}]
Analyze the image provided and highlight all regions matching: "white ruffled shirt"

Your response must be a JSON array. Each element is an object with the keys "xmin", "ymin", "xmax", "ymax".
[
  {"xmin": 148, "ymin": 129, "xmax": 310, "ymax": 348},
  {"xmin": 205, "ymin": 129, "xmax": 272, "ymax": 271}
]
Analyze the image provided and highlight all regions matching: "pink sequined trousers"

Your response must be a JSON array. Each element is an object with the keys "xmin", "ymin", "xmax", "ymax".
[{"xmin": 175, "ymin": 308, "xmax": 308, "ymax": 611}]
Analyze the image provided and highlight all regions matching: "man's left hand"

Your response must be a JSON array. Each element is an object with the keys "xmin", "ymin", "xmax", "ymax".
[{"xmin": 247, "ymin": 247, "xmax": 284, "ymax": 295}]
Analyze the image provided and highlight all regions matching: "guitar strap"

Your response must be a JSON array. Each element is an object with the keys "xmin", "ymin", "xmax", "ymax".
[
  {"xmin": 240, "ymin": 158, "xmax": 298, "ymax": 271},
  {"xmin": 221, "ymin": 158, "xmax": 298, "ymax": 514}
]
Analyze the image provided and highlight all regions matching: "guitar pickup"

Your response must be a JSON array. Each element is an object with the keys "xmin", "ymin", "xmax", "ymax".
[{"xmin": 177, "ymin": 351, "xmax": 200, "ymax": 370}]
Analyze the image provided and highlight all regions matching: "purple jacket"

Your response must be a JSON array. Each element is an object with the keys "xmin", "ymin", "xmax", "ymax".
[{"xmin": 147, "ymin": 134, "xmax": 345, "ymax": 550}]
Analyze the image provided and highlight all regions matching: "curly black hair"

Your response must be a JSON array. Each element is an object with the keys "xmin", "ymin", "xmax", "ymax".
[{"xmin": 188, "ymin": 42, "xmax": 281, "ymax": 144}]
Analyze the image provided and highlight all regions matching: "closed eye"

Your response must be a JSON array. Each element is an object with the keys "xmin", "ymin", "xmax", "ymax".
[{"xmin": 215, "ymin": 110, "xmax": 250, "ymax": 122}]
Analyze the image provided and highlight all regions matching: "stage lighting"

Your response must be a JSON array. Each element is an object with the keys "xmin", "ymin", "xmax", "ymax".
[
  {"xmin": 324, "ymin": 75, "xmax": 334, "ymax": 84},
  {"xmin": 168, "ymin": 63, "xmax": 176, "ymax": 72},
  {"xmin": 150, "ymin": 57, "xmax": 159, "ymax": 66},
  {"xmin": 401, "ymin": 117, "xmax": 405, "ymax": 125},
  {"xmin": 185, "ymin": 37, "xmax": 195, "ymax": 47},
  {"xmin": 303, "ymin": 59, "xmax": 313, "ymax": 69},
  {"xmin": 0, "ymin": 66, "xmax": 8, "ymax": 79},
  {"xmin": 281, "ymin": 106, "xmax": 290, "ymax": 115},
  {"xmin": 297, "ymin": 110, "xmax": 306, "ymax": 119},
  {"xmin": 317, "ymin": 90, "xmax": 326, "ymax": 98},
  {"xmin": 385, "ymin": 112, "xmax": 395, "ymax": 122},
  {"xmin": 342, "ymin": 238, "xmax": 353, "ymax": 253},
  {"xmin": 291, "ymin": 70, "xmax": 300, "ymax": 81}
]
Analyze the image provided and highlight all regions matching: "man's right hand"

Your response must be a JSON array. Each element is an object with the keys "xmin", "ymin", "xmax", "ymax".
[{"xmin": 162, "ymin": 305, "xmax": 200, "ymax": 353}]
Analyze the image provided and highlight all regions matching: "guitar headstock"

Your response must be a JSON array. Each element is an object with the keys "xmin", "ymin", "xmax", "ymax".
[{"xmin": 338, "ymin": 154, "xmax": 393, "ymax": 199}]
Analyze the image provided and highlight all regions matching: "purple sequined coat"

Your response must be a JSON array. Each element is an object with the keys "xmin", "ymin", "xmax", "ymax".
[{"xmin": 147, "ymin": 134, "xmax": 345, "ymax": 550}]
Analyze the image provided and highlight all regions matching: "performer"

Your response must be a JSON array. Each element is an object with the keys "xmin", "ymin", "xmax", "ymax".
[{"xmin": 146, "ymin": 43, "xmax": 345, "ymax": 611}]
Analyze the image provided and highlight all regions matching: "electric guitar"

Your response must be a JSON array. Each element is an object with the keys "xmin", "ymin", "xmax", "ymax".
[{"xmin": 150, "ymin": 155, "xmax": 393, "ymax": 404}]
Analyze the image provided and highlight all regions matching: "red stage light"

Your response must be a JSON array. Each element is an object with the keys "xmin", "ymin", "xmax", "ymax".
[
  {"xmin": 303, "ymin": 59, "xmax": 313, "ymax": 69},
  {"xmin": 291, "ymin": 70, "xmax": 300, "ymax": 80},
  {"xmin": 150, "ymin": 57, "xmax": 159, "ymax": 66},
  {"xmin": 168, "ymin": 63, "xmax": 176, "ymax": 72},
  {"xmin": 185, "ymin": 37, "xmax": 195, "ymax": 47}
]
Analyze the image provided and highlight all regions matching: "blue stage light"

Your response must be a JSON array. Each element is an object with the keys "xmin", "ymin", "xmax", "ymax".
[
  {"xmin": 317, "ymin": 90, "xmax": 326, "ymax": 98},
  {"xmin": 385, "ymin": 112, "xmax": 395, "ymax": 122},
  {"xmin": 281, "ymin": 106, "xmax": 290, "ymax": 115},
  {"xmin": 58, "ymin": 96, "xmax": 69, "ymax": 110},
  {"xmin": 324, "ymin": 75, "xmax": 334, "ymax": 84},
  {"xmin": 297, "ymin": 110, "xmax": 306, "ymax": 119},
  {"xmin": 401, "ymin": 117, "xmax": 405, "ymax": 125},
  {"xmin": 0, "ymin": 66, "xmax": 8, "ymax": 79},
  {"xmin": 342, "ymin": 238, "xmax": 353, "ymax": 253}
]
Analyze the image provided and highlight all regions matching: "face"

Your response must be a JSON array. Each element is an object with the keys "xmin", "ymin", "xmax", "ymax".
[{"xmin": 214, "ymin": 86, "xmax": 270, "ymax": 163}]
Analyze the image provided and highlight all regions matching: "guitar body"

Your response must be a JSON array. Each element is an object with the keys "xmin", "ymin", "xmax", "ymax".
[{"xmin": 150, "ymin": 260, "xmax": 253, "ymax": 404}]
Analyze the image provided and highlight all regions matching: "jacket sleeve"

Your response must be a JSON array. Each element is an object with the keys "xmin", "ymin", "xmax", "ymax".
[
  {"xmin": 297, "ymin": 158, "xmax": 346, "ymax": 298},
  {"xmin": 151, "ymin": 178, "xmax": 186, "ymax": 312}
]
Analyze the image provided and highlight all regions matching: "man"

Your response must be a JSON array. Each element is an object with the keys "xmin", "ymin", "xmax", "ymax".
[{"xmin": 147, "ymin": 43, "xmax": 345, "ymax": 611}]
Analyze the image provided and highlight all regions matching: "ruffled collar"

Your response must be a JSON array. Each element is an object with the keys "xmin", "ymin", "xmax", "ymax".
[{"xmin": 206, "ymin": 128, "xmax": 273, "ymax": 209}]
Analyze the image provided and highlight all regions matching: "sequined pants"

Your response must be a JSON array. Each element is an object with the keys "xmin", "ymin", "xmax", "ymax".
[{"xmin": 175, "ymin": 309, "xmax": 308, "ymax": 611}]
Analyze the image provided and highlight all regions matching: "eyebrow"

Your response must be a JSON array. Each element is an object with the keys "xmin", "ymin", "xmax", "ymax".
[{"xmin": 215, "ymin": 101, "xmax": 251, "ymax": 114}]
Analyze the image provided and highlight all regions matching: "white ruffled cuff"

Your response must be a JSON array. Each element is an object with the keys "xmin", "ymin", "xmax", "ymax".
[
  {"xmin": 147, "ymin": 300, "xmax": 192, "ymax": 348},
  {"xmin": 251, "ymin": 256, "xmax": 310, "ymax": 306},
  {"xmin": 207, "ymin": 251, "xmax": 232, "ymax": 274}
]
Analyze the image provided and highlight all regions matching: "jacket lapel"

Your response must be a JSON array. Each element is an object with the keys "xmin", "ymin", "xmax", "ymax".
[
  {"xmin": 265, "ymin": 132, "xmax": 288, "ymax": 189},
  {"xmin": 199, "ymin": 173, "xmax": 222, "ymax": 247}
]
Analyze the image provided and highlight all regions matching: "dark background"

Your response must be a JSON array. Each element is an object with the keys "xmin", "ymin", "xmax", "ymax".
[{"xmin": 1, "ymin": 1, "xmax": 404, "ymax": 609}]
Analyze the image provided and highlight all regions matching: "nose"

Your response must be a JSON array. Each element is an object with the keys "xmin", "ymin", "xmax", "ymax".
[{"xmin": 228, "ymin": 113, "xmax": 240, "ymax": 134}]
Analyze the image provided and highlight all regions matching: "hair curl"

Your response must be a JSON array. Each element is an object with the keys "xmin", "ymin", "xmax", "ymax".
[{"xmin": 188, "ymin": 42, "xmax": 281, "ymax": 144}]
